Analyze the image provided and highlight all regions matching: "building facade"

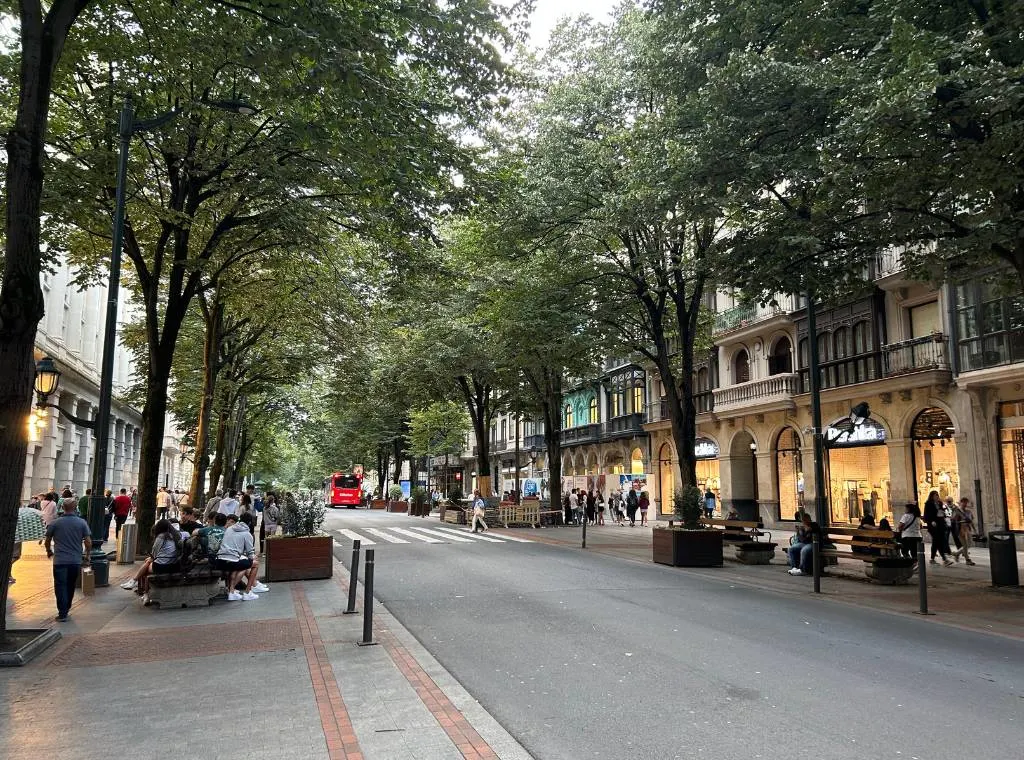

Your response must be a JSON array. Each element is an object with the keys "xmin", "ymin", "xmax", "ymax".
[
  {"xmin": 23, "ymin": 260, "xmax": 191, "ymax": 501},
  {"xmin": 644, "ymin": 253, "xmax": 1024, "ymax": 538}
]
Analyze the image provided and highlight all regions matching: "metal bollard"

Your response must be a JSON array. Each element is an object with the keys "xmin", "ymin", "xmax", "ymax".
[
  {"xmin": 343, "ymin": 539, "xmax": 361, "ymax": 615},
  {"xmin": 358, "ymin": 549, "xmax": 377, "ymax": 646},
  {"xmin": 582, "ymin": 512, "xmax": 587, "ymax": 549},
  {"xmin": 812, "ymin": 534, "xmax": 820, "ymax": 594},
  {"xmin": 916, "ymin": 540, "xmax": 933, "ymax": 615}
]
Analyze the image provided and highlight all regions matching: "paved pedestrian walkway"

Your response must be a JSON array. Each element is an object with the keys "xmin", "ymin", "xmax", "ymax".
[
  {"xmin": 490, "ymin": 520, "xmax": 1024, "ymax": 640},
  {"xmin": 2, "ymin": 537, "xmax": 531, "ymax": 760}
]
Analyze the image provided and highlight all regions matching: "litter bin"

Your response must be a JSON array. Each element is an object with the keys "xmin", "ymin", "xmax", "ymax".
[
  {"xmin": 116, "ymin": 521, "xmax": 138, "ymax": 565},
  {"xmin": 988, "ymin": 532, "xmax": 1019, "ymax": 587}
]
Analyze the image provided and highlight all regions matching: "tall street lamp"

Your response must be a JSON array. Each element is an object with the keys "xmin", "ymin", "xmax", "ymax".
[{"xmin": 34, "ymin": 96, "xmax": 255, "ymax": 586}]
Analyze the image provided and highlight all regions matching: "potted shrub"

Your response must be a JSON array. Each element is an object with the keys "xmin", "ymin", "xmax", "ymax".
[
  {"xmin": 264, "ymin": 492, "xmax": 333, "ymax": 582},
  {"xmin": 387, "ymin": 484, "xmax": 407, "ymax": 513},
  {"xmin": 653, "ymin": 486, "xmax": 723, "ymax": 567},
  {"xmin": 410, "ymin": 486, "xmax": 429, "ymax": 517}
]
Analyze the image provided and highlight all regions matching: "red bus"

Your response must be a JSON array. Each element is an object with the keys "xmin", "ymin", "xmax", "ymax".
[{"xmin": 325, "ymin": 466, "xmax": 364, "ymax": 508}]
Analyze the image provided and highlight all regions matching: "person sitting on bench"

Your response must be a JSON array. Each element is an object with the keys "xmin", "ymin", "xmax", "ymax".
[
  {"xmin": 215, "ymin": 514, "xmax": 267, "ymax": 600},
  {"xmin": 787, "ymin": 512, "xmax": 822, "ymax": 576},
  {"xmin": 120, "ymin": 519, "xmax": 183, "ymax": 593}
]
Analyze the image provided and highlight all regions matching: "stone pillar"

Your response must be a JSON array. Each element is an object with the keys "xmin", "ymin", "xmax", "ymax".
[
  {"xmin": 799, "ymin": 443, "xmax": 819, "ymax": 520},
  {"xmin": 56, "ymin": 392, "xmax": 77, "ymax": 490},
  {"xmin": 885, "ymin": 437, "xmax": 912, "ymax": 525},
  {"xmin": 73, "ymin": 399, "xmax": 93, "ymax": 493}
]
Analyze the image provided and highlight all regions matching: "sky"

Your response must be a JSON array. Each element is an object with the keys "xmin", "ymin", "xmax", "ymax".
[{"xmin": 527, "ymin": 0, "xmax": 622, "ymax": 48}]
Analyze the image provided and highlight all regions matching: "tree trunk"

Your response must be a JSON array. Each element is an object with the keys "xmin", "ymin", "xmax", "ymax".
[
  {"xmin": 189, "ymin": 298, "xmax": 222, "ymax": 505},
  {"xmin": 0, "ymin": 0, "xmax": 92, "ymax": 631},
  {"xmin": 135, "ymin": 372, "xmax": 170, "ymax": 554},
  {"xmin": 208, "ymin": 409, "xmax": 229, "ymax": 497},
  {"xmin": 392, "ymin": 437, "xmax": 404, "ymax": 485},
  {"xmin": 542, "ymin": 374, "xmax": 562, "ymax": 515}
]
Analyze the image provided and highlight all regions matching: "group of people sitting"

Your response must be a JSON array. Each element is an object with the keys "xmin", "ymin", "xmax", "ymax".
[{"xmin": 119, "ymin": 507, "xmax": 268, "ymax": 602}]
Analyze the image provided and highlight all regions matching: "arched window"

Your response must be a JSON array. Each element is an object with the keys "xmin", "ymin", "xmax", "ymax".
[
  {"xmin": 775, "ymin": 427, "xmax": 803, "ymax": 521},
  {"xmin": 564, "ymin": 404, "xmax": 574, "ymax": 429},
  {"xmin": 588, "ymin": 397, "xmax": 598, "ymax": 424},
  {"xmin": 632, "ymin": 384, "xmax": 644, "ymax": 416},
  {"xmin": 769, "ymin": 336, "xmax": 793, "ymax": 375},
  {"xmin": 734, "ymin": 349, "xmax": 750, "ymax": 384}
]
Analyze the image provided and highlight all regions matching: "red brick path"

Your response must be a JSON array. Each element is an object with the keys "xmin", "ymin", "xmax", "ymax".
[{"xmin": 292, "ymin": 584, "xmax": 364, "ymax": 760}]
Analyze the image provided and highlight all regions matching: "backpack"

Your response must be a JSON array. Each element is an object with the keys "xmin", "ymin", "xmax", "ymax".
[{"xmin": 626, "ymin": 489, "xmax": 638, "ymax": 508}]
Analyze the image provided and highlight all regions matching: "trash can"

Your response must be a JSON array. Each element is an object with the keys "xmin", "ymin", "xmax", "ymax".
[
  {"xmin": 988, "ymin": 532, "xmax": 1019, "ymax": 587},
  {"xmin": 116, "ymin": 521, "xmax": 138, "ymax": 565}
]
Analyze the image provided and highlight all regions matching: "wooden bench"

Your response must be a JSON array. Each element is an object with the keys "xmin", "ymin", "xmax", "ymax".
[
  {"xmin": 699, "ymin": 518, "xmax": 772, "ymax": 544},
  {"xmin": 818, "ymin": 527, "xmax": 900, "ymax": 563}
]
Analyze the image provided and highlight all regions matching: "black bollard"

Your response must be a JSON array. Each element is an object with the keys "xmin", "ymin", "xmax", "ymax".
[
  {"xmin": 812, "ymin": 534, "xmax": 821, "ymax": 594},
  {"xmin": 582, "ymin": 512, "xmax": 587, "ymax": 549},
  {"xmin": 916, "ymin": 540, "xmax": 933, "ymax": 615},
  {"xmin": 343, "ymin": 539, "xmax": 361, "ymax": 614},
  {"xmin": 357, "ymin": 549, "xmax": 377, "ymax": 646}
]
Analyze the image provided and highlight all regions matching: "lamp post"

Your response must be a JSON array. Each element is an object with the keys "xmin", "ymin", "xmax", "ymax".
[{"xmin": 32, "ymin": 96, "xmax": 255, "ymax": 585}]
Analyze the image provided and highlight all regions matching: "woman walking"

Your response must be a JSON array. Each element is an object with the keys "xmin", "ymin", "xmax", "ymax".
[
  {"xmin": 596, "ymin": 492, "xmax": 605, "ymax": 526},
  {"xmin": 951, "ymin": 497, "xmax": 977, "ymax": 565},
  {"xmin": 639, "ymin": 491, "xmax": 650, "ymax": 526},
  {"xmin": 896, "ymin": 503, "xmax": 922, "ymax": 561},
  {"xmin": 923, "ymin": 490, "xmax": 954, "ymax": 566}
]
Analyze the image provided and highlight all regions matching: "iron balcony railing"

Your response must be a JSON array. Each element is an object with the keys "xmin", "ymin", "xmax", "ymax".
[{"xmin": 881, "ymin": 334, "xmax": 949, "ymax": 376}]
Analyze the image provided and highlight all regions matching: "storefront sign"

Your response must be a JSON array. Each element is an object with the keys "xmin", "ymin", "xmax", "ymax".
[
  {"xmin": 694, "ymin": 439, "xmax": 720, "ymax": 459},
  {"xmin": 826, "ymin": 420, "xmax": 887, "ymax": 447}
]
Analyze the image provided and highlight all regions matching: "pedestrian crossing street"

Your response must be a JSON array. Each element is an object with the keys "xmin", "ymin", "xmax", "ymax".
[{"xmin": 331, "ymin": 524, "xmax": 532, "ymax": 547}]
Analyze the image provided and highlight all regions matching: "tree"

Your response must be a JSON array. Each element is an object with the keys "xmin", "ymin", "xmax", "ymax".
[
  {"xmin": 46, "ymin": 0, "xmax": 513, "ymax": 545},
  {"xmin": 0, "ymin": 0, "xmax": 99, "ymax": 634},
  {"xmin": 408, "ymin": 401, "xmax": 470, "ymax": 495}
]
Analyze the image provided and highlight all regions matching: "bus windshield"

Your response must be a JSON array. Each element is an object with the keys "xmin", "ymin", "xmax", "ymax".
[{"xmin": 334, "ymin": 475, "xmax": 360, "ymax": 489}]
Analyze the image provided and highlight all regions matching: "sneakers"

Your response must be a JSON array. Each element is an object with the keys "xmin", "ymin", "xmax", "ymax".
[
  {"xmin": 788, "ymin": 567, "xmax": 804, "ymax": 576},
  {"xmin": 944, "ymin": 559, "xmax": 954, "ymax": 567},
  {"xmin": 953, "ymin": 551, "xmax": 962, "ymax": 563},
  {"xmin": 252, "ymin": 582, "xmax": 269, "ymax": 593},
  {"xmin": 241, "ymin": 591, "xmax": 259, "ymax": 601},
  {"xmin": 227, "ymin": 591, "xmax": 243, "ymax": 601},
  {"xmin": 120, "ymin": 578, "xmax": 138, "ymax": 590},
  {"xmin": 55, "ymin": 614, "xmax": 69, "ymax": 622},
  {"xmin": 930, "ymin": 559, "xmax": 938, "ymax": 565},
  {"xmin": 966, "ymin": 560, "xmax": 976, "ymax": 566}
]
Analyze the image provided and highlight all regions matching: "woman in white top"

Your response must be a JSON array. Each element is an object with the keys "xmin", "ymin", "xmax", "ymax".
[
  {"xmin": 897, "ymin": 502, "xmax": 922, "ymax": 559},
  {"xmin": 39, "ymin": 491, "xmax": 59, "ymax": 528}
]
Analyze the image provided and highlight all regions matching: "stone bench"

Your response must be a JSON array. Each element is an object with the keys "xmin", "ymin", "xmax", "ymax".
[{"xmin": 146, "ymin": 563, "xmax": 226, "ymax": 608}]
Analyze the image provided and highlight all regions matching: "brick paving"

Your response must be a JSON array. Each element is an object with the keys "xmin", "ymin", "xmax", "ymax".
[{"xmin": 2, "ymin": 533, "xmax": 530, "ymax": 760}]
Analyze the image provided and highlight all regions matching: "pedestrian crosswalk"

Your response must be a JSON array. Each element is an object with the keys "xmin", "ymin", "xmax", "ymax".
[{"xmin": 330, "ymin": 524, "xmax": 532, "ymax": 547}]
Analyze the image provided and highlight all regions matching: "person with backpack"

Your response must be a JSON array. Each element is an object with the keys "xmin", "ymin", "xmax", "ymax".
[{"xmin": 625, "ymin": 487, "xmax": 639, "ymax": 527}]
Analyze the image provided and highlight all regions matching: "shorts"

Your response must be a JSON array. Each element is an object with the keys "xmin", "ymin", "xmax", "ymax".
[
  {"xmin": 215, "ymin": 558, "xmax": 253, "ymax": 572},
  {"xmin": 152, "ymin": 561, "xmax": 181, "ymax": 575}
]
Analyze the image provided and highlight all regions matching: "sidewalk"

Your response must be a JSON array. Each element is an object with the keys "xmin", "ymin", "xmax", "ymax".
[
  {"xmin": 492, "ymin": 520, "xmax": 1024, "ymax": 640},
  {"xmin": 1, "ymin": 536, "xmax": 531, "ymax": 760}
]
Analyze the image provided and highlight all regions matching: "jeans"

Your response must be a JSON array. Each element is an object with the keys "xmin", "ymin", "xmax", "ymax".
[
  {"xmin": 115, "ymin": 515, "xmax": 127, "ymax": 538},
  {"xmin": 53, "ymin": 563, "xmax": 81, "ymax": 617},
  {"xmin": 928, "ymin": 524, "xmax": 951, "ymax": 560},
  {"xmin": 788, "ymin": 542, "xmax": 813, "ymax": 572}
]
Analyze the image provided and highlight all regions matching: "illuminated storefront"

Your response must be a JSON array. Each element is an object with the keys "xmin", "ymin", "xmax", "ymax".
[
  {"xmin": 776, "ymin": 427, "xmax": 803, "ymax": 521},
  {"xmin": 695, "ymin": 438, "xmax": 721, "ymax": 517},
  {"xmin": 910, "ymin": 407, "xmax": 959, "ymax": 509},
  {"xmin": 1000, "ymin": 401, "xmax": 1024, "ymax": 531},
  {"xmin": 825, "ymin": 419, "xmax": 891, "ymax": 524}
]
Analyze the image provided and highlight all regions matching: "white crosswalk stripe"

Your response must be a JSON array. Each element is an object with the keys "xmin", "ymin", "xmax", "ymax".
[
  {"xmin": 337, "ymin": 528, "xmax": 375, "ymax": 545},
  {"xmin": 407, "ymin": 526, "xmax": 476, "ymax": 542},
  {"xmin": 365, "ymin": 528, "xmax": 410, "ymax": 543},
  {"xmin": 431, "ymin": 526, "xmax": 507, "ymax": 543},
  {"xmin": 387, "ymin": 527, "xmax": 444, "ymax": 543},
  {"xmin": 484, "ymin": 530, "xmax": 533, "ymax": 543}
]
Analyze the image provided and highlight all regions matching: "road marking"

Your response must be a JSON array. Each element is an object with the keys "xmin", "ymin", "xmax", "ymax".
[
  {"xmin": 486, "ymin": 530, "xmax": 534, "ymax": 543},
  {"xmin": 365, "ymin": 528, "xmax": 410, "ymax": 543},
  {"xmin": 336, "ymin": 529, "xmax": 374, "ymax": 545},
  {"xmin": 388, "ymin": 527, "xmax": 443, "ymax": 543},
  {"xmin": 431, "ymin": 526, "xmax": 506, "ymax": 543},
  {"xmin": 407, "ymin": 526, "xmax": 475, "ymax": 543}
]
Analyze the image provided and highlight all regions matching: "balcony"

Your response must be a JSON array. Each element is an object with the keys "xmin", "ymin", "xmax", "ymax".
[
  {"xmin": 523, "ymin": 434, "xmax": 545, "ymax": 451},
  {"xmin": 644, "ymin": 393, "xmax": 713, "ymax": 425},
  {"xmin": 560, "ymin": 423, "xmax": 600, "ymax": 446},
  {"xmin": 602, "ymin": 413, "xmax": 644, "ymax": 438},
  {"xmin": 713, "ymin": 297, "xmax": 797, "ymax": 337},
  {"xmin": 882, "ymin": 334, "xmax": 950, "ymax": 377},
  {"xmin": 713, "ymin": 373, "xmax": 798, "ymax": 414}
]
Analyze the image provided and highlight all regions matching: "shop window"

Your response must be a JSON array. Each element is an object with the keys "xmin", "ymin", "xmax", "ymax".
[
  {"xmin": 658, "ymin": 443, "xmax": 675, "ymax": 516},
  {"xmin": 999, "ymin": 401, "xmax": 1024, "ymax": 531},
  {"xmin": 776, "ymin": 427, "xmax": 803, "ymax": 521},
  {"xmin": 733, "ymin": 349, "xmax": 750, "ymax": 384},
  {"xmin": 588, "ymin": 397, "xmax": 598, "ymax": 424},
  {"xmin": 564, "ymin": 404, "xmax": 574, "ymax": 429},
  {"xmin": 769, "ymin": 336, "xmax": 793, "ymax": 375},
  {"xmin": 911, "ymin": 408, "xmax": 958, "ymax": 508},
  {"xmin": 632, "ymin": 385, "xmax": 644, "ymax": 416}
]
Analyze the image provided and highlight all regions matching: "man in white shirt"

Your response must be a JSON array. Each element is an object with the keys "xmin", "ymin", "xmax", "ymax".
[{"xmin": 217, "ymin": 489, "xmax": 240, "ymax": 517}]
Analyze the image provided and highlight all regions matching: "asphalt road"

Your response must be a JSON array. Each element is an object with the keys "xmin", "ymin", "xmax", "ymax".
[{"xmin": 327, "ymin": 510, "xmax": 1024, "ymax": 760}]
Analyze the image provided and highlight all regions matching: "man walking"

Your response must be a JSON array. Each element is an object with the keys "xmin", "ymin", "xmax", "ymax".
[
  {"xmin": 471, "ymin": 490, "xmax": 488, "ymax": 533},
  {"xmin": 44, "ymin": 498, "xmax": 93, "ymax": 622},
  {"xmin": 111, "ymin": 488, "xmax": 133, "ymax": 539}
]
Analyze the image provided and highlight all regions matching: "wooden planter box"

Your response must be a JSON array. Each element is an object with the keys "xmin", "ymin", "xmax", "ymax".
[
  {"xmin": 370, "ymin": 499, "xmax": 388, "ymax": 510},
  {"xmin": 264, "ymin": 536, "xmax": 334, "ymax": 582},
  {"xmin": 653, "ymin": 527, "xmax": 723, "ymax": 567},
  {"xmin": 387, "ymin": 501, "xmax": 408, "ymax": 514}
]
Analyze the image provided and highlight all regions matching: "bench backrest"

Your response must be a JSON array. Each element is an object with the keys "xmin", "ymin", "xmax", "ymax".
[{"xmin": 702, "ymin": 518, "xmax": 763, "ymax": 530}]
